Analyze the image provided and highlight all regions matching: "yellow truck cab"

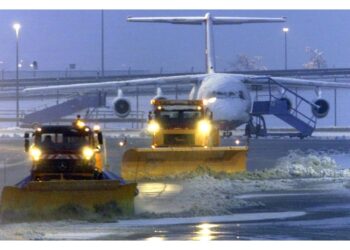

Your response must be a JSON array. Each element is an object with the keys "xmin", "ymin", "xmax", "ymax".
[
  {"xmin": 24, "ymin": 118, "xmax": 104, "ymax": 181},
  {"xmin": 147, "ymin": 99, "xmax": 220, "ymax": 147},
  {"xmin": 121, "ymin": 99, "xmax": 247, "ymax": 181},
  {"xmin": 0, "ymin": 117, "xmax": 137, "ymax": 222}
]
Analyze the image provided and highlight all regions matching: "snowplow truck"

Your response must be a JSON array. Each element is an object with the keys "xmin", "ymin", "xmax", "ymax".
[
  {"xmin": 0, "ymin": 118, "xmax": 137, "ymax": 222},
  {"xmin": 121, "ymin": 99, "xmax": 248, "ymax": 181}
]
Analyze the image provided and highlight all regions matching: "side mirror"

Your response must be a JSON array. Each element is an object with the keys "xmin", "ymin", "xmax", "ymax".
[
  {"xmin": 205, "ymin": 108, "xmax": 213, "ymax": 120},
  {"xmin": 97, "ymin": 132, "xmax": 103, "ymax": 145},
  {"xmin": 24, "ymin": 132, "xmax": 30, "ymax": 152}
]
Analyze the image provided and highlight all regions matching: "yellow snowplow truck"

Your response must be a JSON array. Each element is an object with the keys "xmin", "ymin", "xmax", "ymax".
[
  {"xmin": 121, "ymin": 99, "xmax": 248, "ymax": 181},
  {"xmin": 0, "ymin": 117, "xmax": 137, "ymax": 222}
]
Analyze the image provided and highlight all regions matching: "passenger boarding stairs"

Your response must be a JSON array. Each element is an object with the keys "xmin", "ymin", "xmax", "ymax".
[
  {"xmin": 22, "ymin": 91, "xmax": 106, "ymax": 126},
  {"xmin": 249, "ymin": 77, "xmax": 318, "ymax": 138}
]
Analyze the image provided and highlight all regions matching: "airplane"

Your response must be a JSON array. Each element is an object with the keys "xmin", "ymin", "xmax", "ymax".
[{"xmin": 23, "ymin": 13, "xmax": 350, "ymax": 136}]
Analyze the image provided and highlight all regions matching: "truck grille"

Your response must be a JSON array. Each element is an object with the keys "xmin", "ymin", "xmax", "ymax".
[{"xmin": 164, "ymin": 134, "xmax": 195, "ymax": 146}]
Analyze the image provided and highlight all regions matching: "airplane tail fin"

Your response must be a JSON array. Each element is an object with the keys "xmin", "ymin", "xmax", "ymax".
[{"xmin": 128, "ymin": 13, "xmax": 285, "ymax": 74}]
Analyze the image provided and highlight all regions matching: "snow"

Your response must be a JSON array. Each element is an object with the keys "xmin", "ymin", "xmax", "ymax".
[
  {"xmin": 1, "ymin": 150, "xmax": 350, "ymax": 240},
  {"xmin": 133, "ymin": 150, "xmax": 350, "ymax": 217}
]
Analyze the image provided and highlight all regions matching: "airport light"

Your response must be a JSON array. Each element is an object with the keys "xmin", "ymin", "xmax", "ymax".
[
  {"xmin": 13, "ymin": 22, "xmax": 21, "ymax": 127},
  {"xmin": 282, "ymin": 27, "xmax": 289, "ymax": 70},
  {"xmin": 13, "ymin": 23, "xmax": 21, "ymax": 36}
]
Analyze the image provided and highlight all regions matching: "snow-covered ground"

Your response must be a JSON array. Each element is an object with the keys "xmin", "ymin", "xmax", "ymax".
[{"xmin": 1, "ymin": 150, "xmax": 350, "ymax": 240}]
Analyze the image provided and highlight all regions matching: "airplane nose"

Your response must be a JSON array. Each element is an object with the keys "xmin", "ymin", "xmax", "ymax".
[{"xmin": 207, "ymin": 98, "xmax": 249, "ymax": 122}]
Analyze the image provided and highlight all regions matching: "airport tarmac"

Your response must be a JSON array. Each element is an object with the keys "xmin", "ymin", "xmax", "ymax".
[
  {"xmin": 107, "ymin": 136, "xmax": 350, "ymax": 172},
  {"xmin": 1, "ymin": 135, "xmax": 350, "ymax": 240}
]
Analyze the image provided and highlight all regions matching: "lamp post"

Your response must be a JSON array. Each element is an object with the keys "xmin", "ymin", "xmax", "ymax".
[
  {"xmin": 13, "ymin": 23, "xmax": 21, "ymax": 127},
  {"xmin": 101, "ymin": 10, "xmax": 105, "ymax": 77},
  {"xmin": 282, "ymin": 27, "xmax": 289, "ymax": 70}
]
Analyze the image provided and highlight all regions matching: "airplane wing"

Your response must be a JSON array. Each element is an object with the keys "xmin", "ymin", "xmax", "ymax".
[
  {"xmin": 23, "ymin": 74, "xmax": 208, "ymax": 93},
  {"xmin": 23, "ymin": 73, "xmax": 350, "ymax": 94},
  {"xmin": 243, "ymin": 76, "xmax": 350, "ymax": 89}
]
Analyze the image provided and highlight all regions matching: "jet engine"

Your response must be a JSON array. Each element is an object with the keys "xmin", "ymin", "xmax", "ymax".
[
  {"xmin": 311, "ymin": 98, "xmax": 329, "ymax": 118},
  {"xmin": 112, "ymin": 89, "xmax": 131, "ymax": 118}
]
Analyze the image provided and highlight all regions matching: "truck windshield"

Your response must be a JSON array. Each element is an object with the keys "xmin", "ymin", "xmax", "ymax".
[
  {"xmin": 156, "ymin": 110, "xmax": 202, "ymax": 128},
  {"xmin": 37, "ymin": 133, "xmax": 91, "ymax": 151}
]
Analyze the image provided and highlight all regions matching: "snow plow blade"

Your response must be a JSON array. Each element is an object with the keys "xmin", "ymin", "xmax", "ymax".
[
  {"xmin": 121, "ymin": 146, "xmax": 248, "ymax": 181},
  {"xmin": 0, "ymin": 180, "xmax": 136, "ymax": 222}
]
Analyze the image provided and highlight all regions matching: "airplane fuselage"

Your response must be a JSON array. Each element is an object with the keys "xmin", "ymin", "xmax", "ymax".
[{"xmin": 194, "ymin": 73, "xmax": 252, "ymax": 130}]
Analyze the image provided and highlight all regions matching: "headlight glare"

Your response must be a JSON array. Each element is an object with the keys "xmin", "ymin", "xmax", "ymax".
[
  {"xmin": 198, "ymin": 120, "xmax": 212, "ymax": 134},
  {"xmin": 30, "ymin": 146, "xmax": 42, "ymax": 161},
  {"xmin": 82, "ymin": 147, "xmax": 94, "ymax": 160},
  {"xmin": 147, "ymin": 120, "xmax": 160, "ymax": 134}
]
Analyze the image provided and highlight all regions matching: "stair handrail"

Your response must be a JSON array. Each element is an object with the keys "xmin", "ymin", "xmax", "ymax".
[{"xmin": 254, "ymin": 77, "xmax": 318, "ymax": 129}]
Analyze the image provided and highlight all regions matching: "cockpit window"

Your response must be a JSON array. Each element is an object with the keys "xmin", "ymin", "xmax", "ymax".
[{"xmin": 209, "ymin": 90, "xmax": 245, "ymax": 100}]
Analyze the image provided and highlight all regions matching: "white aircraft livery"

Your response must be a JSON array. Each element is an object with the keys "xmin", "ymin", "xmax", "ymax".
[{"xmin": 24, "ymin": 13, "xmax": 350, "ymax": 131}]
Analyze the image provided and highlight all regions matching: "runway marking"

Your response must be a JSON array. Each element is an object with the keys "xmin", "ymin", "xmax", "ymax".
[
  {"xmin": 43, "ymin": 232, "xmax": 114, "ymax": 240},
  {"xmin": 236, "ymin": 192, "xmax": 317, "ymax": 199},
  {"xmin": 27, "ymin": 212, "xmax": 306, "ymax": 240},
  {"xmin": 114, "ymin": 211, "xmax": 306, "ymax": 227},
  {"xmin": 0, "ymin": 159, "xmax": 30, "ymax": 169}
]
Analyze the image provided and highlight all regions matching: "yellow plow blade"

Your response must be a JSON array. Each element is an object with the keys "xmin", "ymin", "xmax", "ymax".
[
  {"xmin": 121, "ymin": 146, "xmax": 248, "ymax": 181},
  {"xmin": 0, "ymin": 180, "xmax": 136, "ymax": 222}
]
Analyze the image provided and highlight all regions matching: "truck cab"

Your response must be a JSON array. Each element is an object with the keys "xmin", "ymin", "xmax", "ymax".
[
  {"xmin": 147, "ymin": 99, "xmax": 220, "ymax": 147},
  {"xmin": 24, "ymin": 119, "xmax": 104, "ymax": 181}
]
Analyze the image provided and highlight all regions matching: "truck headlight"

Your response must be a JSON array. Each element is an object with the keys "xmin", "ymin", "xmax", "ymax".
[
  {"xmin": 82, "ymin": 146, "xmax": 94, "ymax": 160},
  {"xmin": 93, "ymin": 124, "xmax": 101, "ymax": 131},
  {"xmin": 198, "ymin": 120, "xmax": 211, "ymax": 135},
  {"xmin": 76, "ymin": 120, "xmax": 85, "ymax": 128},
  {"xmin": 29, "ymin": 146, "xmax": 42, "ymax": 161},
  {"xmin": 147, "ymin": 120, "xmax": 160, "ymax": 134}
]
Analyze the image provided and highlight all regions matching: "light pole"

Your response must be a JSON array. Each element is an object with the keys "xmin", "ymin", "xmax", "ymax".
[
  {"xmin": 101, "ymin": 10, "xmax": 105, "ymax": 77},
  {"xmin": 13, "ymin": 23, "xmax": 21, "ymax": 127},
  {"xmin": 282, "ymin": 27, "xmax": 289, "ymax": 70}
]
